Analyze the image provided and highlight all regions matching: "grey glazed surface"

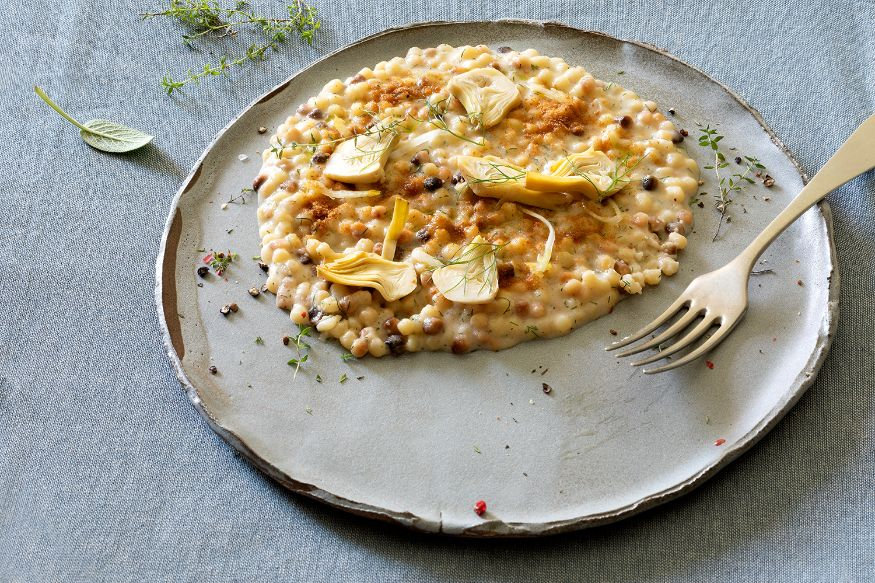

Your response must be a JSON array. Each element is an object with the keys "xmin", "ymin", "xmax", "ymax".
[
  {"xmin": 157, "ymin": 22, "xmax": 836, "ymax": 535},
  {"xmin": 3, "ymin": 0, "xmax": 872, "ymax": 579}
]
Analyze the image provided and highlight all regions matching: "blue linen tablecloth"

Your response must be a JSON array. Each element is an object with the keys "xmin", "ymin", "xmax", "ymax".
[{"xmin": 1, "ymin": 0, "xmax": 873, "ymax": 580}]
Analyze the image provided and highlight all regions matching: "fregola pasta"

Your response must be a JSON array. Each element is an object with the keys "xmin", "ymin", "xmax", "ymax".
[{"xmin": 254, "ymin": 44, "xmax": 698, "ymax": 357}]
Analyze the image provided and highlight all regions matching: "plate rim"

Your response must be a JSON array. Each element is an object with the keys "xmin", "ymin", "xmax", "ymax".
[{"xmin": 154, "ymin": 19, "xmax": 840, "ymax": 537}]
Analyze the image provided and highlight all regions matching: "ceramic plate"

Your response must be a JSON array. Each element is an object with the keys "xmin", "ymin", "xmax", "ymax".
[{"xmin": 156, "ymin": 21, "xmax": 837, "ymax": 536}]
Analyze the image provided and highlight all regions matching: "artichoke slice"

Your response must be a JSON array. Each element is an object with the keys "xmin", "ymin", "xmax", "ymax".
[
  {"xmin": 381, "ymin": 196, "xmax": 409, "ymax": 260},
  {"xmin": 431, "ymin": 235, "xmax": 499, "ymax": 304},
  {"xmin": 316, "ymin": 249, "xmax": 417, "ymax": 302},
  {"xmin": 525, "ymin": 148, "xmax": 623, "ymax": 199},
  {"xmin": 323, "ymin": 120, "xmax": 400, "ymax": 184},
  {"xmin": 301, "ymin": 180, "xmax": 381, "ymax": 199},
  {"xmin": 455, "ymin": 155, "xmax": 568, "ymax": 209},
  {"xmin": 448, "ymin": 68, "xmax": 521, "ymax": 128},
  {"xmin": 521, "ymin": 208, "xmax": 555, "ymax": 274}
]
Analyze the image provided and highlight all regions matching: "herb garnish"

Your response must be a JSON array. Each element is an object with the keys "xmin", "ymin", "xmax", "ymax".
[
  {"xmin": 270, "ymin": 118, "xmax": 403, "ymax": 159},
  {"xmin": 34, "ymin": 86, "xmax": 153, "ymax": 153},
  {"xmin": 339, "ymin": 373, "xmax": 348, "ymax": 383},
  {"xmin": 469, "ymin": 163, "xmax": 526, "ymax": 185},
  {"xmin": 417, "ymin": 98, "xmax": 485, "ymax": 146},
  {"xmin": 142, "ymin": 0, "xmax": 321, "ymax": 94},
  {"xmin": 524, "ymin": 325, "xmax": 541, "ymax": 338},
  {"xmin": 204, "ymin": 249, "xmax": 237, "ymax": 275},
  {"xmin": 697, "ymin": 125, "xmax": 766, "ymax": 240},
  {"xmin": 573, "ymin": 153, "xmax": 644, "ymax": 200},
  {"xmin": 434, "ymin": 241, "xmax": 503, "ymax": 296},
  {"xmin": 286, "ymin": 324, "xmax": 311, "ymax": 379},
  {"xmin": 254, "ymin": 336, "xmax": 264, "ymax": 345},
  {"xmin": 227, "ymin": 187, "xmax": 254, "ymax": 205},
  {"xmin": 340, "ymin": 352, "xmax": 356, "ymax": 361}
]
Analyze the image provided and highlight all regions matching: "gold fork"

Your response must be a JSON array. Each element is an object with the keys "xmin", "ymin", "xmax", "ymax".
[{"xmin": 607, "ymin": 114, "xmax": 875, "ymax": 373}]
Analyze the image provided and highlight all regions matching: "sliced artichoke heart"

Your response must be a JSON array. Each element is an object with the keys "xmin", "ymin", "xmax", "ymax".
[
  {"xmin": 323, "ymin": 119, "xmax": 399, "ymax": 184},
  {"xmin": 431, "ymin": 235, "xmax": 499, "ymax": 304},
  {"xmin": 526, "ymin": 148, "xmax": 620, "ymax": 199},
  {"xmin": 316, "ymin": 249, "xmax": 417, "ymax": 302},
  {"xmin": 455, "ymin": 155, "xmax": 567, "ymax": 210},
  {"xmin": 389, "ymin": 128, "xmax": 459, "ymax": 161},
  {"xmin": 448, "ymin": 68, "xmax": 521, "ymax": 128},
  {"xmin": 302, "ymin": 179, "xmax": 381, "ymax": 199},
  {"xmin": 521, "ymin": 208, "xmax": 555, "ymax": 274},
  {"xmin": 381, "ymin": 196, "xmax": 409, "ymax": 260}
]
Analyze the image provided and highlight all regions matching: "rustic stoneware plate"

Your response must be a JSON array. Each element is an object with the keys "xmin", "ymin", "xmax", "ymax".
[{"xmin": 156, "ymin": 21, "xmax": 838, "ymax": 536}]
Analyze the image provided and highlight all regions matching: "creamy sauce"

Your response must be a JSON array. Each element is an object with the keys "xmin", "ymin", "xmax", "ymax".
[{"xmin": 254, "ymin": 44, "xmax": 698, "ymax": 357}]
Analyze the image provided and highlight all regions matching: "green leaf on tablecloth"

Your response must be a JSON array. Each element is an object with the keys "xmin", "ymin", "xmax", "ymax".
[{"xmin": 34, "ymin": 86, "xmax": 153, "ymax": 153}]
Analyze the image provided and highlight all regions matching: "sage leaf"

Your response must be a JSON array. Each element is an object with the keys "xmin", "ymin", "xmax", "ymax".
[{"xmin": 34, "ymin": 86, "xmax": 153, "ymax": 153}]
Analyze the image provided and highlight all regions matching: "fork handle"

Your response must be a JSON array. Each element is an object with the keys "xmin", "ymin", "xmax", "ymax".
[{"xmin": 737, "ymin": 114, "xmax": 875, "ymax": 271}]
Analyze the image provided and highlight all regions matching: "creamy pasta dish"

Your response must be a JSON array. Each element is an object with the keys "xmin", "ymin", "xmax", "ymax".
[{"xmin": 253, "ymin": 44, "xmax": 698, "ymax": 357}]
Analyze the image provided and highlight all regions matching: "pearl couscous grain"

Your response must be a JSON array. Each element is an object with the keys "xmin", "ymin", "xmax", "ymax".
[{"xmin": 254, "ymin": 45, "xmax": 697, "ymax": 356}]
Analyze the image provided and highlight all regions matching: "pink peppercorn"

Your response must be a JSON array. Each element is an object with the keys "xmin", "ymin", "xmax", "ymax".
[{"xmin": 474, "ymin": 500, "xmax": 487, "ymax": 516}]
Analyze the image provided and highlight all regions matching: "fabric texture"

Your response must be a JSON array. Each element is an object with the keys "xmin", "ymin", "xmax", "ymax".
[{"xmin": 1, "ymin": 0, "xmax": 873, "ymax": 581}]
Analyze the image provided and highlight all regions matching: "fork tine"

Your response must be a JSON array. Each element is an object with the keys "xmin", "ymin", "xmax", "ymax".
[
  {"xmin": 614, "ymin": 307, "xmax": 702, "ymax": 358},
  {"xmin": 606, "ymin": 295, "xmax": 690, "ymax": 351},
  {"xmin": 632, "ymin": 316, "xmax": 718, "ymax": 366},
  {"xmin": 642, "ymin": 320, "xmax": 735, "ymax": 374}
]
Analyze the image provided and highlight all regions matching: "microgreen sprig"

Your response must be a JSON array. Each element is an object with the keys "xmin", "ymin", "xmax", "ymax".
[{"xmin": 205, "ymin": 249, "xmax": 237, "ymax": 275}]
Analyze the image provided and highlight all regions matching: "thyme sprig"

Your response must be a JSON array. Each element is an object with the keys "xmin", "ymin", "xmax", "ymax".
[
  {"xmin": 286, "ymin": 324, "xmax": 311, "ymax": 379},
  {"xmin": 697, "ymin": 125, "xmax": 766, "ymax": 241},
  {"xmin": 143, "ymin": 0, "xmax": 321, "ymax": 95}
]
